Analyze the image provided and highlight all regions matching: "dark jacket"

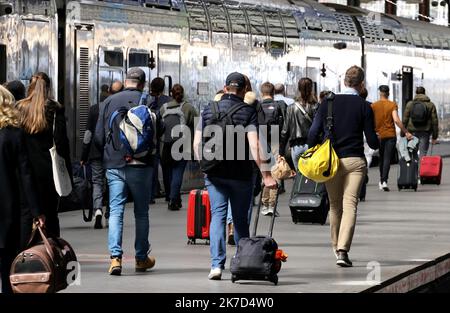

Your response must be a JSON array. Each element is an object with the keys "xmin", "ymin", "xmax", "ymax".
[
  {"xmin": 201, "ymin": 93, "xmax": 258, "ymax": 181},
  {"xmin": 149, "ymin": 94, "xmax": 172, "ymax": 113},
  {"xmin": 257, "ymin": 98, "xmax": 287, "ymax": 150},
  {"xmin": 21, "ymin": 100, "xmax": 72, "ymax": 237},
  {"xmin": 307, "ymin": 94, "xmax": 379, "ymax": 159},
  {"xmin": 95, "ymin": 88, "xmax": 164, "ymax": 169},
  {"xmin": 81, "ymin": 103, "xmax": 102, "ymax": 162},
  {"xmin": 403, "ymin": 94, "xmax": 439, "ymax": 139},
  {"xmin": 280, "ymin": 101, "xmax": 317, "ymax": 156},
  {"xmin": 0, "ymin": 127, "xmax": 41, "ymax": 249}
]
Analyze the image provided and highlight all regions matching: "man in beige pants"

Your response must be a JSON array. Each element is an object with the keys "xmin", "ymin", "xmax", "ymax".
[{"xmin": 307, "ymin": 66, "xmax": 379, "ymax": 267}]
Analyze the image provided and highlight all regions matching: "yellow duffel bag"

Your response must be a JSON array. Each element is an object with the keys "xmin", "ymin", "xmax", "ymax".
[{"xmin": 298, "ymin": 139, "xmax": 339, "ymax": 183}]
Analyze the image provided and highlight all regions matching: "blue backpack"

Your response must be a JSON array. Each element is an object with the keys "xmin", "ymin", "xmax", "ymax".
[{"xmin": 108, "ymin": 93, "xmax": 156, "ymax": 160}]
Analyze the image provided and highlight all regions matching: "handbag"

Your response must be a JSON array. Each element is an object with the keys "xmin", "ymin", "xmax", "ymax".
[
  {"xmin": 271, "ymin": 156, "xmax": 294, "ymax": 180},
  {"xmin": 50, "ymin": 112, "xmax": 72, "ymax": 197},
  {"xmin": 298, "ymin": 93, "xmax": 339, "ymax": 183},
  {"xmin": 59, "ymin": 163, "xmax": 93, "ymax": 222},
  {"xmin": 9, "ymin": 224, "xmax": 77, "ymax": 293}
]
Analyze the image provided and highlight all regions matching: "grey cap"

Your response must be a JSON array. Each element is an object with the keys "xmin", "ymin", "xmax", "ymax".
[{"xmin": 126, "ymin": 67, "xmax": 146, "ymax": 83}]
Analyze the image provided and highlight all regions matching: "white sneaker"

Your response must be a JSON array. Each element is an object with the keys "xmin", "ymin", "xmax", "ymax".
[
  {"xmin": 378, "ymin": 182, "xmax": 383, "ymax": 190},
  {"xmin": 266, "ymin": 206, "xmax": 280, "ymax": 217},
  {"xmin": 261, "ymin": 205, "xmax": 270, "ymax": 216},
  {"xmin": 208, "ymin": 268, "xmax": 222, "ymax": 280},
  {"xmin": 381, "ymin": 182, "xmax": 390, "ymax": 192}
]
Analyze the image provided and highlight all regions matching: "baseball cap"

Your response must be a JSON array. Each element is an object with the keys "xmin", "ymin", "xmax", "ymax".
[
  {"xmin": 379, "ymin": 85, "xmax": 389, "ymax": 93},
  {"xmin": 126, "ymin": 67, "xmax": 146, "ymax": 83},
  {"xmin": 226, "ymin": 72, "xmax": 245, "ymax": 89}
]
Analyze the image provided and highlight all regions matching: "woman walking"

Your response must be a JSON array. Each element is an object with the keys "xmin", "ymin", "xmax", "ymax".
[{"xmin": 17, "ymin": 72, "xmax": 72, "ymax": 237}]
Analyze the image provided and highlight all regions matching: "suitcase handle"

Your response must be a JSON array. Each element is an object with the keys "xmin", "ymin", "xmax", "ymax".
[{"xmin": 252, "ymin": 183, "xmax": 280, "ymax": 238}]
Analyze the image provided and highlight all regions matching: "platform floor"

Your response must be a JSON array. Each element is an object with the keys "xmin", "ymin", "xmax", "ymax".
[{"xmin": 62, "ymin": 155, "xmax": 450, "ymax": 293}]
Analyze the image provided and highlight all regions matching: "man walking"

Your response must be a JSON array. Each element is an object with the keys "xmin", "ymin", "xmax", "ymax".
[
  {"xmin": 403, "ymin": 86, "xmax": 439, "ymax": 158},
  {"xmin": 95, "ymin": 68, "xmax": 162, "ymax": 275},
  {"xmin": 371, "ymin": 85, "xmax": 412, "ymax": 191}
]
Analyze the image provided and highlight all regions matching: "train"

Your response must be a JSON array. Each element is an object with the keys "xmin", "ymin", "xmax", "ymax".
[{"xmin": 1, "ymin": 0, "xmax": 450, "ymax": 189}]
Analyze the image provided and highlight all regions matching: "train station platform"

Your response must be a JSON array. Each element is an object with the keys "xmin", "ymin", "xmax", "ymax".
[{"xmin": 61, "ymin": 145, "xmax": 450, "ymax": 293}]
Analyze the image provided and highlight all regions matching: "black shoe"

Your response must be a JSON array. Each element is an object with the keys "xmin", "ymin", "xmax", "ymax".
[
  {"xmin": 168, "ymin": 201, "xmax": 180, "ymax": 211},
  {"xmin": 149, "ymin": 199, "xmax": 156, "ymax": 204},
  {"xmin": 227, "ymin": 233, "xmax": 235, "ymax": 246},
  {"xmin": 336, "ymin": 250, "xmax": 353, "ymax": 267},
  {"xmin": 94, "ymin": 214, "xmax": 103, "ymax": 229}
]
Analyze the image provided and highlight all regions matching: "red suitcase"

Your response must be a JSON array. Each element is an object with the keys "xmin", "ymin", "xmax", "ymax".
[
  {"xmin": 420, "ymin": 149, "xmax": 443, "ymax": 185},
  {"xmin": 187, "ymin": 190, "xmax": 211, "ymax": 244}
]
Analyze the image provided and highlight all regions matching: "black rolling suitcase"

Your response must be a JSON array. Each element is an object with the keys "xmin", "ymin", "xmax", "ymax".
[
  {"xmin": 397, "ymin": 150, "xmax": 419, "ymax": 191},
  {"xmin": 289, "ymin": 174, "xmax": 329, "ymax": 225},
  {"xmin": 230, "ymin": 186, "xmax": 285, "ymax": 285}
]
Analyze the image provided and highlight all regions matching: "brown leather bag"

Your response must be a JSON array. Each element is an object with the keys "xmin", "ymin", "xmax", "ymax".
[{"xmin": 9, "ymin": 225, "xmax": 77, "ymax": 293}]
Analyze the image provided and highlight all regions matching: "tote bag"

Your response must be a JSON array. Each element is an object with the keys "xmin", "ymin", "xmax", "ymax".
[
  {"xmin": 298, "ymin": 93, "xmax": 339, "ymax": 183},
  {"xmin": 50, "ymin": 112, "xmax": 72, "ymax": 197}
]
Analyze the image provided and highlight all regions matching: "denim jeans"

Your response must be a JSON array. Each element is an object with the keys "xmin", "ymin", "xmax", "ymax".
[
  {"xmin": 379, "ymin": 137, "xmax": 396, "ymax": 183},
  {"xmin": 91, "ymin": 159, "xmax": 105, "ymax": 210},
  {"xmin": 150, "ymin": 154, "xmax": 160, "ymax": 201},
  {"xmin": 226, "ymin": 202, "xmax": 233, "ymax": 225},
  {"xmin": 106, "ymin": 166, "xmax": 153, "ymax": 260},
  {"xmin": 291, "ymin": 144, "xmax": 309, "ymax": 172},
  {"xmin": 413, "ymin": 131, "xmax": 431, "ymax": 157},
  {"xmin": 205, "ymin": 176, "xmax": 254, "ymax": 269},
  {"xmin": 161, "ymin": 160, "xmax": 187, "ymax": 202}
]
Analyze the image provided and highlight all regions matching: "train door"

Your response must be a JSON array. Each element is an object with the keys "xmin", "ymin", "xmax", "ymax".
[
  {"xmin": 157, "ymin": 44, "xmax": 180, "ymax": 96},
  {"xmin": 127, "ymin": 49, "xmax": 151, "ymax": 93},
  {"xmin": 401, "ymin": 65, "xmax": 413, "ymax": 117},
  {"xmin": 20, "ymin": 20, "xmax": 56, "ymax": 93},
  {"xmin": 0, "ymin": 44, "xmax": 6, "ymax": 84},
  {"xmin": 74, "ymin": 27, "xmax": 94, "ymax": 159},
  {"xmin": 98, "ymin": 47, "xmax": 125, "ymax": 103},
  {"xmin": 306, "ymin": 56, "xmax": 320, "ymax": 96}
]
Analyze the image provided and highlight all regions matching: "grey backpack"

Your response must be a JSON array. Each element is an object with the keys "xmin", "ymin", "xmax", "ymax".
[{"xmin": 162, "ymin": 102, "xmax": 186, "ymax": 143}]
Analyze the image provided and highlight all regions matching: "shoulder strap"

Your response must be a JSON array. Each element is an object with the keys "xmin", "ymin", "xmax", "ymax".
[
  {"xmin": 222, "ymin": 102, "xmax": 246, "ymax": 121},
  {"xmin": 210, "ymin": 101, "xmax": 219, "ymax": 120},
  {"xmin": 294, "ymin": 101, "xmax": 312, "ymax": 123},
  {"xmin": 326, "ymin": 92, "xmax": 335, "ymax": 133},
  {"xmin": 139, "ymin": 92, "xmax": 148, "ymax": 107}
]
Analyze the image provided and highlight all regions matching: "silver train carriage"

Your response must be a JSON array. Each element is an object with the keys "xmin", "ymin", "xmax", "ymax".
[{"xmin": 1, "ymin": 0, "xmax": 450, "ymax": 190}]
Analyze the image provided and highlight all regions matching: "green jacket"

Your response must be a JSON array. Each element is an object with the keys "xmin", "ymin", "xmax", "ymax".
[{"xmin": 403, "ymin": 94, "xmax": 439, "ymax": 139}]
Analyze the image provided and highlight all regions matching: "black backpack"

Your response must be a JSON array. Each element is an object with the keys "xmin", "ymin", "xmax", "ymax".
[
  {"xmin": 199, "ymin": 101, "xmax": 246, "ymax": 174},
  {"xmin": 410, "ymin": 101, "xmax": 428, "ymax": 125},
  {"xmin": 258, "ymin": 100, "xmax": 283, "ymax": 126}
]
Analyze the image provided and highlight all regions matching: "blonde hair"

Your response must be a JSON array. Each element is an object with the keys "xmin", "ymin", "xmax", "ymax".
[
  {"xmin": 17, "ymin": 72, "xmax": 51, "ymax": 134},
  {"xmin": 0, "ymin": 85, "xmax": 20, "ymax": 129}
]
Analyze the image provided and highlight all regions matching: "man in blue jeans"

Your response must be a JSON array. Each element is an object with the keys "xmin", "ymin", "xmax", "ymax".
[
  {"xmin": 95, "ymin": 68, "xmax": 163, "ymax": 275},
  {"xmin": 194, "ymin": 72, "xmax": 277, "ymax": 280}
]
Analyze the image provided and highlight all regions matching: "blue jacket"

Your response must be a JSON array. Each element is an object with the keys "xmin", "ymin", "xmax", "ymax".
[{"xmin": 307, "ymin": 94, "xmax": 379, "ymax": 159}]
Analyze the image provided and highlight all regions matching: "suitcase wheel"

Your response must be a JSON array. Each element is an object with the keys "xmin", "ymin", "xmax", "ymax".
[
  {"xmin": 231, "ymin": 274, "xmax": 237, "ymax": 283},
  {"xmin": 414, "ymin": 188, "xmax": 417, "ymax": 192},
  {"xmin": 271, "ymin": 275, "xmax": 278, "ymax": 286}
]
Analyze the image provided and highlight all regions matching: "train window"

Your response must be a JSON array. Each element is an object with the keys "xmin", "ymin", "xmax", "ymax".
[
  {"xmin": 0, "ymin": 44, "xmax": 6, "ymax": 84},
  {"xmin": 102, "ymin": 51, "xmax": 124, "ymax": 67},
  {"xmin": 184, "ymin": 0, "xmax": 209, "ymax": 43},
  {"xmin": 246, "ymin": 9, "xmax": 266, "ymax": 36},
  {"xmin": 206, "ymin": 1, "xmax": 230, "ymax": 46},
  {"xmin": 246, "ymin": 8, "xmax": 267, "ymax": 49},
  {"xmin": 129, "ymin": 52, "xmax": 149, "ymax": 68},
  {"xmin": 226, "ymin": 7, "xmax": 247, "ymax": 34},
  {"xmin": 281, "ymin": 13, "xmax": 299, "ymax": 39},
  {"xmin": 264, "ymin": 11, "xmax": 285, "ymax": 55},
  {"xmin": 226, "ymin": 6, "xmax": 249, "ymax": 49}
]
